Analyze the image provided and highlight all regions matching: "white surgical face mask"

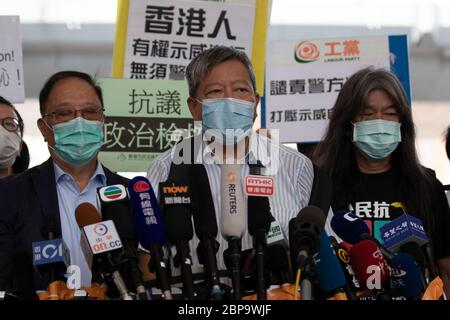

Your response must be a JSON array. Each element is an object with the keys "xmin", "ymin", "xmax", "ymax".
[{"xmin": 0, "ymin": 125, "xmax": 21, "ymax": 169}]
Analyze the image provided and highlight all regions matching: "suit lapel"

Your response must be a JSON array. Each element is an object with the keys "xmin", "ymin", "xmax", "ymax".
[{"xmin": 30, "ymin": 158, "xmax": 62, "ymax": 234}]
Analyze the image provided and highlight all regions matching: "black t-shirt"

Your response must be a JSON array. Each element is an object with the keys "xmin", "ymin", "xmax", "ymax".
[{"xmin": 332, "ymin": 169, "xmax": 450, "ymax": 260}]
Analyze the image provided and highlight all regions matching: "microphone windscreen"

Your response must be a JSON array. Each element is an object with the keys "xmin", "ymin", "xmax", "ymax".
[
  {"xmin": 160, "ymin": 164, "xmax": 194, "ymax": 242},
  {"xmin": 40, "ymin": 215, "xmax": 59, "ymax": 239},
  {"xmin": 315, "ymin": 231, "xmax": 347, "ymax": 292},
  {"xmin": 75, "ymin": 202, "xmax": 101, "ymax": 228},
  {"xmin": 189, "ymin": 164, "xmax": 218, "ymax": 238},
  {"xmin": 98, "ymin": 184, "xmax": 136, "ymax": 243},
  {"xmin": 391, "ymin": 253, "xmax": 423, "ymax": 298},
  {"xmin": 349, "ymin": 239, "xmax": 390, "ymax": 289},
  {"xmin": 331, "ymin": 210, "xmax": 370, "ymax": 244},
  {"xmin": 128, "ymin": 176, "xmax": 166, "ymax": 248},
  {"xmin": 292, "ymin": 205, "xmax": 326, "ymax": 252},
  {"xmin": 220, "ymin": 164, "xmax": 246, "ymax": 238},
  {"xmin": 248, "ymin": 195, "xmax": 273, "ymax": 236}
]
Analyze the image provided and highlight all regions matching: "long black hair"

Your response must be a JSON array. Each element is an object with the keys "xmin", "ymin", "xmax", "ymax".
[{"xmin": 313, "ymin": 67, "xmax": 436, "ymax": 231}]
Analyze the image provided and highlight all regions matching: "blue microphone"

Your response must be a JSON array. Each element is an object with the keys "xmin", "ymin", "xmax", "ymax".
[
  {"xmin": 314, "ymin": 232, "xmax": 351, "ymax": 299},
  {"xmin": 128, "ymin": 176, "xmax": 172, "ymax": 300},
  {"xmin": 390, "ymin": 253, "xmax": 423, "ymax": 299},
  {"xmin": 32, "ymin": 238, "xmax": 70, "ymax": 283},
  {"xmin": 380, "ymin": 214, "xmax": 429, "ymax": 251},
  {"xmin": 330, "ymin": 210, "xmax": 370, "ymax": 244}
]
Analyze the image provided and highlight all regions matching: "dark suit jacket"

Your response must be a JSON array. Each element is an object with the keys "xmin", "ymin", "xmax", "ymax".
[{"xmin": 0, "ymin": 158, "xmax": 129, "ymax": 298}]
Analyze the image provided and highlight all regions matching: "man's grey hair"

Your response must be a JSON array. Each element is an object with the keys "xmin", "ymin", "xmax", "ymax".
[{"xmin": 185, "ymin": 46, "xmax": 257, "ymax": 97}]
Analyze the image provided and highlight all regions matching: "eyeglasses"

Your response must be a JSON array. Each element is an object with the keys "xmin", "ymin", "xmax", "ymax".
[
  {"xmin": 43, "ymin": 105, "xmax": 105, "ymax": 123},
  {"xmin": 0, "ymin": 117, "xmax": 20, "ymax": 132}
]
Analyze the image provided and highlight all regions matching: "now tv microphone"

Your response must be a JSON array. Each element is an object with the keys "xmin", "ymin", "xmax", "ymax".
[
  {"xmin": 97, "ymin": 184, "xmax": 149, "ymax": 300},
  {"xmin": 220, "ymin": 164, "xmax": 246, "ymax": 300},
  {"xmin": 349, "ymin": 239, "xmax": 391, "ymax": 300},
  {"xmin": 390, "ymin": 253, "xmax": 423, "ymax": 299},
  {"xmin": 75, "ymin": 202, "xmax": 133, "ymax": 300},
  {"xmin": 160, "ymin": 164, "xmax": 195, "ymax": 300},
  {"xmin": 128, "ymin": 176, "xmax": 172, "ymax": 300}
]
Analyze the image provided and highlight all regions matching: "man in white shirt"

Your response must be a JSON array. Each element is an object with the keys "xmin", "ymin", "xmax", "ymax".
[{"xmin": 146, "ymin": 46, "xmax": 320, "ymax": 295}]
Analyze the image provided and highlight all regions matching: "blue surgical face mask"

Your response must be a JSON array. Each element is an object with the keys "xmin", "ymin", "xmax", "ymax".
[
  {"xmin": 352, "ymin": 119, "xmax": 402, "ymax": 160},
  {"xmin": 46, "ymin": 117, "xmax": 104, "ymax": 166},
  {"xmin": 200, "ymin": 97, "xmax": 255, "ymax": 145}
]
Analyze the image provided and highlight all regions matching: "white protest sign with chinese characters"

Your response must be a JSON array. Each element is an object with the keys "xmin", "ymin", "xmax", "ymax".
[
  {"xmin": 98, "ymin": 78, "xmax": 192, "ymax": 172},
  {"xmin": 123, "ymin": 0, "xmax": 255, "ymax": 80},
  {"xmin": 264, "ymin": 35, "xmax": 411, "ymax": 143},
  {"xmin": 0, "ymin": 16, "xmax": 24, "ymax": 103}
]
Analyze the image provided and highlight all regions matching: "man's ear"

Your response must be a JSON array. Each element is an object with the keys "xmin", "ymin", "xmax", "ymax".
[
  {"xmin": 37, "ymin": 118, "xmax": 49, "ymax": 143},
  {"xmin": 187, "ymin": 97, "xmax": 202, "ymax": 121}
]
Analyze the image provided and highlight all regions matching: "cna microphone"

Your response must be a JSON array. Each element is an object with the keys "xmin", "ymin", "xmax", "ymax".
[
  {"xmin": 97, "ymin": 184, "xmax": 148, "ymax": 300},
  {"xmin": 128, "ymin": 176, "xmax": 172, "ymax": 300},
  {"xmin": 160, "ymin": 164, "xmax": 195, "ymax": 300},
  {"xmin": 349, "ymin": 239, "xmax": 391, "ymax": 300},
  {"xmin": 289, "ymin": 205, "xmax": 326, "ymax": 300},
  {"xmin": 189, "ymin": 164, "xmax": 223, "ymax": 300},
  {"xmin": 248, "ymin": 193, "xmax": 273, "ymax": 300},
  {"xmin": 75, "ymin": 202, "xmax": 133, "ymax": 300},
  {"xmin": 220, "ymin": 164, "xmax": 246, "ymax": 300},
  {"xmin": 314, "ymin": 232, "xmax": 351, "ymax": 300},
  {"xmin": 390, "ymin": 253, "xmax": 423, "ymax": 299}
]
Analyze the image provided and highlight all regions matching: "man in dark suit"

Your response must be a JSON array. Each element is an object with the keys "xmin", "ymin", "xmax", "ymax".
[{"xmin": 0, "ymin": 71, "xmax": 131, "ymax": 299}]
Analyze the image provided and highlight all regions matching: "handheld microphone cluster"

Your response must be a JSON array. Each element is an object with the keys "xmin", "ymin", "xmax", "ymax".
[
  {"xmin": 328, "ymin": 209, "xmax": 434, "ymax": 300},
  {"xmin": 75, "ymin": 202, "xmax": 133, "ymax": 300}
]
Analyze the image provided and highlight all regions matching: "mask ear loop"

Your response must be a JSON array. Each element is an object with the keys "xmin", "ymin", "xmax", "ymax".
[{"xmin": 43, "ymin": 118, "xmax": 54, "ymax": 132}]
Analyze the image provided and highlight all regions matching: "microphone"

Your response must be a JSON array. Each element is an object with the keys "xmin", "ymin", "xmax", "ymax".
[
  {"xmin": 189, "ymin": 164, "xmax": 223, "ymax": 300},
  {"xmin": 97, "ymin": 184, "xmax": 149, "ymax": 300},
  {"xmin": 349, "ymin": 239, "xmax": 391, "ymax": 300},
  {"xmin": 331, "ymin": 210, "xmax": 394, "ymax": 261},
  {"xmin": 160, "ymin": 164, "xmax": 195, "ymax": 300},
  {"xmin": 220, "ymin": 164, "xmax": 246, "ymax": 300},
  {"xmin": 390, "ymin": 253, "xmax": 423, "ymax": 299},
  {"xmin": 127, "ymin": 176, "xmax": 172, "ymax": 300},
  {"xmin": 266, "ymin": 221, "xmax": 292, "ymax": 285},
  {"xmin": 380, "ymin": 213, "xmax": 437, "ymax": 279},
  {"xmin": 328, "ymin": 236, "xmax": 361, "ymax": 296},
  {"xmin": 248, "ymin": 193, "xmax": 273, "ymax": 300},
  {"xmin": 314, "ymin": 232, "xmax": 350, "ymax": 300},
  {"xmin": 75, "ymin": 202, "xmax": 133, "ymax": 300},
  {"xmin": 33, "ymin": 216, "xmax": 70, "ymax": 284},
  {"xmin": 289, "ymin": 205, "xmax": 326, "ymax": 300},
  {"xmin": 330, "ymin": 210, "xmax": 370, "ymax": 244}
]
